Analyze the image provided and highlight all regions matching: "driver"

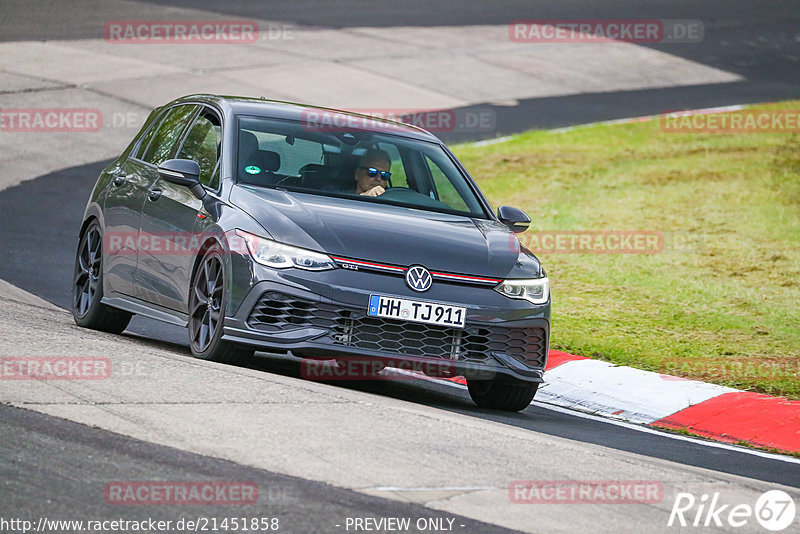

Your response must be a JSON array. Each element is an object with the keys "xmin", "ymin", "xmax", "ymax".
[{"xmin": 354, "ymin": 149, "xmax": 391, "ymax": 196}]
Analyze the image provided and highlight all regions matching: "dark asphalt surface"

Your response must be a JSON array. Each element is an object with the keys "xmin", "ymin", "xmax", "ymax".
[
  {"xmin": 0, "ymin": 160, "xmax": 797, "ymax": 491},
  {"xmin": 0, "ymin": 1, "xmax": 798, "ymax": 137},
  {"xmin": 0, "ymin": 404, "xmax": 515, "ymax": 534}
]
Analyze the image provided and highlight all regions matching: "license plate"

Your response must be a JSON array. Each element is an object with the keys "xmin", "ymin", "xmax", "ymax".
[{"xmin": 367, "ymin": 294, "xmax": 466, "ymax": 328}]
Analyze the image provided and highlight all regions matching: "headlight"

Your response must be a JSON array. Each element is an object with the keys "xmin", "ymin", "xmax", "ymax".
[
  {"xmin": 495, "ymin": 277, "xmax": 549, "ymax": 305},
  {"xmin": 235, "ymin": 229, "xmax": 335, "ymax": 271}
]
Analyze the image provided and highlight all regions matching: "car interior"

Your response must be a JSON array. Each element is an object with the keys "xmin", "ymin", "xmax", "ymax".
[{"xmin": 234, "ymin": 116, "xmax": 486, "ymax": 217}]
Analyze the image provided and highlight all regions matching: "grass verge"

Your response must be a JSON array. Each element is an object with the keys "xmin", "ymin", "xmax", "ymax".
[{"xmin": 453, "ymin": 101, "xmax": 800, "ymax": 399}]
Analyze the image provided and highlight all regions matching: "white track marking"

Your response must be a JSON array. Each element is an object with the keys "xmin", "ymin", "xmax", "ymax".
[{"xmin": 383, "ymin": 367, "xmax": 800, "ymax": 464}]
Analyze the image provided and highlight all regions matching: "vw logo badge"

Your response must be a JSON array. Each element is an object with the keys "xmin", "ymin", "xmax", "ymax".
[{"xmin": 406, "ymin": 265, "xmax": 432, "ymax": 292}]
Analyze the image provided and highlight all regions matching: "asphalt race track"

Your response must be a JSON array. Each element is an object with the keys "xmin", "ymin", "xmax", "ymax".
[
  {"xmin": 1, "ymin": 2, "xmax": 800, "ymax": 533},
  {"xmin": 0, "ymin": 156, "xmax": 797, "ymax": 488},
  {"xmin": 152, "ymin": 0, "xmax": 800, "ymax": 141},
  {"xmin": 1, "ymin": 404, "xmax": 515, "ymax": 534},
  {"xmin": 2, "ymin": 1, "xmax": 799, "ymax": 140}
]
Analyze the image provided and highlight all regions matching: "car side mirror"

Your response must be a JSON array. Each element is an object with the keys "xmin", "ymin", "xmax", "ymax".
[
  {"xmin": 497, "ymin": 205, "xmax": 531, "ymax": 233},
  {"xmin": 158, "ymin": 159, "xmax": 206, "ymax": 199}
]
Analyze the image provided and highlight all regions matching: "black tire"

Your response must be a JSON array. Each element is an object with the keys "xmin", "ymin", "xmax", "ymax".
[
  {"xmin": 467, "ymin": 377, "xmax": 538, "ymax": 411},
  {"xmin": 72, "ymin": 221, "xmax": 132, "ymax": 334},
  {"xmin": 188, "ymin": 245, "xmax": 253, "ymax": 364}
]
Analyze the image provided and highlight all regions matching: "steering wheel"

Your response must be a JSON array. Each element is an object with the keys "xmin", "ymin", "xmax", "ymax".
[
  {"xmin": 377, "ymin": 187, "xmax": 413, "ymax": 199},
  {"xmin": 378, "ymin": 186, "xmax": 453, "ymax": 210}
]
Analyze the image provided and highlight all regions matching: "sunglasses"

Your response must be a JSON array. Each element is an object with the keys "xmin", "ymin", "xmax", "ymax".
[{"xmin": 359, "ymin": 166, "xmax": 391, "ymax": 180}]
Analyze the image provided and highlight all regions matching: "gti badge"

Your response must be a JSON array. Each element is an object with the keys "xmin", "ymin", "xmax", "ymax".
[{"xmin": 406, "ymin": 265, "xmax": 432, "ymax": 292}]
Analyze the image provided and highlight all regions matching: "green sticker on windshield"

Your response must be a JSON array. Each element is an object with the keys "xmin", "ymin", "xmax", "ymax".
[{"xmin": 245, "ymin": 166, "xmax": 261, "ymax": 174}]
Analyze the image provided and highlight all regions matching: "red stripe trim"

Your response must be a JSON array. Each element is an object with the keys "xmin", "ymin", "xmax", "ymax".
[
  {"xmin": 330, "ymin": 256, "xmax": 407, "ymax": 272},
  {"xmin": 331, "ymin": 256, "xmax": 500, "ymax": 283},
  {"xmin": 431, "ymin": 271, "xmax": 501, "ymax": 283}
]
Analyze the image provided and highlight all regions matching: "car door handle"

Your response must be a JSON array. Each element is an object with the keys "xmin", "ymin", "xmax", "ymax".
[
  {"xmin": 147, "ymin": 189, "xmax": 162, "ymax": 201},
  {"xmin": 112, "ymin": 174, "xmax": 130, "ymax": 187}
]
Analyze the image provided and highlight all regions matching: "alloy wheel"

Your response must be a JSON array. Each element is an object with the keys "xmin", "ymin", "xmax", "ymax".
[
  {"xmin": 73, "ymin": 225, "xmax": 102, "ymax": 317},
  {"xmin": 189, "ymin": 254, "xmax": 224, "ymax": 352}
]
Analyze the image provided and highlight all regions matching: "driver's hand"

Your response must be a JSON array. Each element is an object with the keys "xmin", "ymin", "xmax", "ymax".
[{"xmin": 360, "ymin": 185, "xmax": 385, "ymax": 197}]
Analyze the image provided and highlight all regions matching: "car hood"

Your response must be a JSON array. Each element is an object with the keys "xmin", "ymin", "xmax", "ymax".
[{"xmin": 230, "ymin": 186, "xmax": 542, "ymax": 279}]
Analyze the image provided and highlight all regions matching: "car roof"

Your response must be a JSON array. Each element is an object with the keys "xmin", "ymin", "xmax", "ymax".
[{"xmin": 169, "ymin": 94, "xmax": 443, "ymax": 143}]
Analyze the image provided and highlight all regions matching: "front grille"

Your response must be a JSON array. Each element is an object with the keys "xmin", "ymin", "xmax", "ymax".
[{"xmin": 247, "ymin": 292, "xmax": 546, "ymax": 368}]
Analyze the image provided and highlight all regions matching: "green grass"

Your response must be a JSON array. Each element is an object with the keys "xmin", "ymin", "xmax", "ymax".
[{"xmin": 453, "ymin": 101, "xmax": 800, "ymax": 399}]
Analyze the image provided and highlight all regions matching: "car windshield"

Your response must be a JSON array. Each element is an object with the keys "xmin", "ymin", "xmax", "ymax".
[{"xmin": 235, "ymin": 115, "xmax": 488, "ymax": 218}]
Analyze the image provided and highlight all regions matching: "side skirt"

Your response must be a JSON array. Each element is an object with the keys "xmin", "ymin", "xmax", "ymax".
[{"xmin": 102, "ymin": 295, "xmax": 188, "ymax": 327}]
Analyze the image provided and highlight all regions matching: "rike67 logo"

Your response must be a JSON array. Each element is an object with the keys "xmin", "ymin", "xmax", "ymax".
[{"xmin": 668, "ymin": 490, "xmax": 796, "ymax": 531}]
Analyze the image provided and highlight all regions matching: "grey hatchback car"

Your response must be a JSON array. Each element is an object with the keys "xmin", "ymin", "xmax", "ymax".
[{"xmin": 72, "ymin": 94, "xmax": 550, "ymax": 411}]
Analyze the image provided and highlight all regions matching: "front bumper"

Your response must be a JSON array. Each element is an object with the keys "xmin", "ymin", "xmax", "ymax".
[{"xmin": 222, "ymin": 265, "xmax": 550, "ymax": 383}]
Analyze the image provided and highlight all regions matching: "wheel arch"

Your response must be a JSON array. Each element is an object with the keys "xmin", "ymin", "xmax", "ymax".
[
  {"xmin": 78, "ymin": 216, "xmax": 98, "ymax": 238},
  {"xmin": 78, "ymin": 206, "xmax": 104, "ymax": 238},
  {"xmin": 189, "ymin": 234, "xmax": 227, "ymax": 290}
]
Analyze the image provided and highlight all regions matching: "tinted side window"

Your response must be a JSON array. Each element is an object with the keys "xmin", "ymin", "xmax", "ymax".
[
  {"xmin": 141, "ymin": 104, "xmax": 197, "ymax": 166},
  {"xmin": 177, "ymin": 109, "xmax": 221, "ymax": 188},
  {"xmin": 208, "ymin": 163, "xmax": 220, "ymax": 190},
  {"xmin": 132, "ymin": 108, "xmax": 164, "ymax": 160},
  {"xmin": 426, "ymin": 155, "xmax": 470, "ymax": 212},
  {"xmin": 376, "ymin": 142, "xmax": 408, "ymax": 188}
]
